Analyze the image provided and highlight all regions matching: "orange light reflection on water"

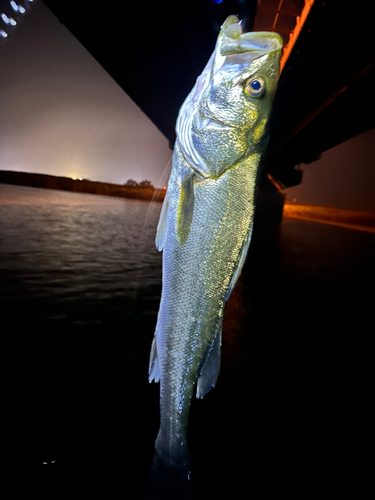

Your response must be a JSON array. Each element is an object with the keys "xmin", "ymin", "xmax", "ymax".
[{"xmin": 283, "ymin": 202, "xmax": 375, "ymax": 233}]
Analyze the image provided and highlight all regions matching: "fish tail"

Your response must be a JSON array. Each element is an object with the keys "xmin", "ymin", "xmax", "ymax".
[
  {"xmin": 147, "ymin": 446, "xmax": 192, "ymax": 500},
  {"xmin": 153, "ymin": 428, "xmax": 191, "ymax": 469}
]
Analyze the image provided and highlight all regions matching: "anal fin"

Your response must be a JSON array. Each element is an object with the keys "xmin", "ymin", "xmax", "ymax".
[{"xmin": 196, "ymin": 323, "xmax": 222, "ymax": 399}]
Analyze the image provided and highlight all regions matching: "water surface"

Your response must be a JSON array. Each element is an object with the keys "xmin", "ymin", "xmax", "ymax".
[
  {"xmin": 2, "ymin": 184, "xmax": 373, "ymax": 495},
  {"xmin": 0, "ymin": 183, "xmax": 162, "ymax": 332}
]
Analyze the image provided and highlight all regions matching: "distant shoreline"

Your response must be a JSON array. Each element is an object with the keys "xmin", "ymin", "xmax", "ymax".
[
  {"xmin": 0, "ymin": 170, "xmax": 166, "ymax": 202},
  {"xmin": 1, "ymin": 171, "xmax": 374, "ymax": 232}
]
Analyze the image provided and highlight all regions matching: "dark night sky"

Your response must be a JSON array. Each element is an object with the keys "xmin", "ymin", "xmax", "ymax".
[
  {"xmin": 0, "ymin": 0, "xmax": 374, "ymax": 209},
  {"xmin": 0, "ymin": 0, "xmax": 172, "ymax": 186}
]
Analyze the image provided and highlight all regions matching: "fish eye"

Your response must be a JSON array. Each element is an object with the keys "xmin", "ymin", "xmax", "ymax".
[{"xmin": 245, "ymin": 76, "xmax": 265, "ymax": 97}]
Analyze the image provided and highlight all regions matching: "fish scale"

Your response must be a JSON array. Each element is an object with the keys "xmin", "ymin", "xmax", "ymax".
[{"xmin": 148, "ymin": 15, "xmax": 283, "ymax": 481}]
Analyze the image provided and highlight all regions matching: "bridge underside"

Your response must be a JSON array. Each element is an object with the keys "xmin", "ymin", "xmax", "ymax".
[{"xmin": 5, "ymin": 0, "xmax": 368, "ymax": 198}]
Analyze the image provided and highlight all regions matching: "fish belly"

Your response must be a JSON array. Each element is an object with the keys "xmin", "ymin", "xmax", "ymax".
[{"xmin": 154, "ymin": 149, "xmax": 260, "ymax": 469}]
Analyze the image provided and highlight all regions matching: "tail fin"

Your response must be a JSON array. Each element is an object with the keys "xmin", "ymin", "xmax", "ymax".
[{"xmin": 147, "ymin": 451, "xmax": 192, "ymax": 500}]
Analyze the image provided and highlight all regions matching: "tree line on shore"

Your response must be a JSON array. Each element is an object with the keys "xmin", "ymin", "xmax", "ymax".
[{"xmin": 124, "ymin": 179, "xmax": 154, "ymax": 189}]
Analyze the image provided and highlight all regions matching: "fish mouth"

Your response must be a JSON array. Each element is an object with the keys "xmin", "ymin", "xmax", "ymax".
[
  {"xmin": 215, "ymin": 16, "xmax": 284, "ymax": 85},
  {"xmin": 220, "ymin": 15, "xmax": 284, "ymax": 55}
]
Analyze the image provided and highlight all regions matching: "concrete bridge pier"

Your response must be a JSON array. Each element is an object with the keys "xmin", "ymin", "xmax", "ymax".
[{"xmin": 255, "ymin": 171, "xmax": 285, "ymax": 221}]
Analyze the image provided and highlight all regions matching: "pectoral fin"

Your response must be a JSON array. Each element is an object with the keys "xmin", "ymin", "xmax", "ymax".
[
  {"xmin": 176, "ymin": 170, "xmax": 195, "ymax": 245},
  {"xmin": 196, "ymin": 322, "xmax": 222, "ymax": 399},
  {"xmin": 155, "ymin": 190, "xmax": 169, "ymax": 251}
]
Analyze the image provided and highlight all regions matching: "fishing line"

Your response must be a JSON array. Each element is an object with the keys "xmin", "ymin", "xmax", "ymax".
[{"xmin": 130, "ymin": 154, "xmax": 173, "ymax": 306}]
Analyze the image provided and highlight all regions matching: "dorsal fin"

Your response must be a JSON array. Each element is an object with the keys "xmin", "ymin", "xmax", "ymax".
[
  {"xmin": 196, "ymin": 322, "xmax": 222, "ymax": 398},
  {"xmin": 225, "ymin": 222, "xmax": 254, "ymax": 301},
  {"xmin": 148, "ymin": 335, "xmax": 160, "ymax": 383}
]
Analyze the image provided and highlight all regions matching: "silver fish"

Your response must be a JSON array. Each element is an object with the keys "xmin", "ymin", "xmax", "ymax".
[{"xmin": 149, "ymin": 15, "xmax": 283, "ymax": 476}]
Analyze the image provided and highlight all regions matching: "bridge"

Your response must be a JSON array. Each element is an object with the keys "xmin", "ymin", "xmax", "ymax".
[{"xmin": 1, "ymin": 0, "xmax": 373, "ymax": 216}]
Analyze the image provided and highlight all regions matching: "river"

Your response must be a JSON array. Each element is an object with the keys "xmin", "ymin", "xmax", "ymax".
[{"xmin": 1, "ymin": 184, "xmax": 373, "ymax": 495}]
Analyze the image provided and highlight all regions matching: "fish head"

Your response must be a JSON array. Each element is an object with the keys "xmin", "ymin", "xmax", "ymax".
[{"xmin": 176, "ymin": 16, "xmax": 283, "ymax": 177}]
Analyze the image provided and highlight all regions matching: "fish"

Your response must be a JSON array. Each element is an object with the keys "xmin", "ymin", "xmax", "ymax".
[{"xmin": 148, "ymin": 14, "xmax": 283, "ymax": 484}]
